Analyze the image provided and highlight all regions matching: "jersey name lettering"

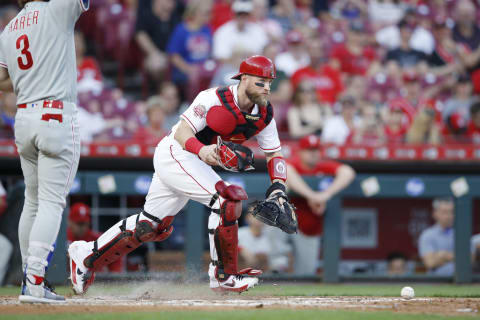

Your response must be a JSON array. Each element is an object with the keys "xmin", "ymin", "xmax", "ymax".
[{"xmin": 9, "ymin": 11, "xmax": 39, "ymax": 33}]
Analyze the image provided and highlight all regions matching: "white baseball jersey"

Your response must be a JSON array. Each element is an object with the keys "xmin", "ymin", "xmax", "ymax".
[
  {"xmin": 0, "ymin": 0, "xmax": 89, "ymax": 104},
  {"xmin": 173, "ymin": 84, "xmax": 282, "ymax": 153}
]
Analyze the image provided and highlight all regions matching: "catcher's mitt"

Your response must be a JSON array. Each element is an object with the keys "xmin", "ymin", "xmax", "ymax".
[
  {"xmin": 249, "ymin": 189, "xmax": 297, "ymax": 234},
  {"xmin": 216, "ymin": 136, "xmax": 254, "ymax": 172}
]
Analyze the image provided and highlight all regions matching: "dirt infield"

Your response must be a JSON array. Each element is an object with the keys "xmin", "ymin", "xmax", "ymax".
[{"xmin": 1, "ymin": 295, "xmax": 479, "ymax": 316}]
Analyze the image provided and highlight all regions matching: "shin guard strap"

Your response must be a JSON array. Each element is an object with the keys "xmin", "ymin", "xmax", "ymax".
[{"xmin": 141, "ymin": 210, "xmax": 163, "ymax": 224}]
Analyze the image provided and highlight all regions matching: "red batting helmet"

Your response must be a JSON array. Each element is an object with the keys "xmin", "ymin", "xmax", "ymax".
[{"xmin": 231, "ymin": 55, "xmax": 276, "ymax": 80}]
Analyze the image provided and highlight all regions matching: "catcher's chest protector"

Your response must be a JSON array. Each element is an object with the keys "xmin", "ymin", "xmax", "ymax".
[{"xmin": 195, "ymin": 87, "xmax": 274, "ymax": 145}]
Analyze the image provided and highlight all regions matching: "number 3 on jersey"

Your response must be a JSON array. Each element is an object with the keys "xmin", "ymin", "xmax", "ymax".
[{"xmin": 16, "ymin": 35, "xmax": 33, "ymax": 70}]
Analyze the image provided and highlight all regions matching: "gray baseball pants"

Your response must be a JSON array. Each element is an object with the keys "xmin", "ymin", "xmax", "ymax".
[{"xmin": 14, "ymin": 100, "xmax": 80, "ymax": 278}]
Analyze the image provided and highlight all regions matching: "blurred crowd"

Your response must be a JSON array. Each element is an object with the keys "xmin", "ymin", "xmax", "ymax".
[{"xmin": 2, "ymin": 0, "xmax": 480, "ymax": 145}]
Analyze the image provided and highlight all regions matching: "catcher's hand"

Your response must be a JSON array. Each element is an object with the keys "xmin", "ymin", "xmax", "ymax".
[
  {"xmin": 249, "ymin": 187, "xmax": 297, "ymax": 234},
  {"xmin": 216, "ymin": 136, "xmax": 254, "ymax": 172}
]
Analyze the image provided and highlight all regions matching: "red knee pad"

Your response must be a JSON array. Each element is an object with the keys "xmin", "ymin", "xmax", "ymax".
[
  {"xmin": 215, "ymin": 181, "xmax": 247, "ymax": 224},
  {"xmin": 215, "ymin": 181, "xmax": 248, "ymax": 201}
]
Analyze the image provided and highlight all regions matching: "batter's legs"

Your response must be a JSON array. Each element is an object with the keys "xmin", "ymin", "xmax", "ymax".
[
  {"xmin": 17, "ymin": 155, "xmax": 39, "ymax": 272},
  {"xmin": 18, "ymin": 113, "xmax": 80, "ymax": 303}
]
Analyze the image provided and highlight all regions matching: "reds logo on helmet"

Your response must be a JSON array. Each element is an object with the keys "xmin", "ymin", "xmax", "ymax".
[{"xmin": 231, "ymin": 55, "xmax": 276, "ymax": 80}]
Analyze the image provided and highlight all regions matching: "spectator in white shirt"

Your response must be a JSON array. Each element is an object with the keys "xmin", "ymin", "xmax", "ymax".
[
  {"xmin": 322, "ymin": 96, "xmax": 361, "ymax": 145},
  {"xmin": 212, "ymin": 0, "xmax": 268, "ymax": 62},
  {"xmin": 275, "ymin": 30, "xmax": 310, "ymax": 77},
  {"xmin": 376, "ymin": 8, "xmax": 435, "ymax": 55},
  {"xmin": 238, "ymin": 211, "xmax": 271, "ymax": 272},
  {"xmin": 251, "ymin": 0, "xmax": 283, "ymax": 42}
]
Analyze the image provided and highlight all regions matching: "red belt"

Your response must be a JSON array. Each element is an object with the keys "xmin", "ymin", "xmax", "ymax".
[
  {"xmin": 17, "ymin": 100, "xmax": 64, "ymax": 109},
  {"xmin": 18, "ymin": 100, "xmax": 64, "ymax": 123}
]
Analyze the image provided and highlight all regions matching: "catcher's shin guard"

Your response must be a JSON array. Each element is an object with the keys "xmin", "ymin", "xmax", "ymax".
[
  {"xmin": 83, "ymin": 212, "xmax": 173, "ymax": 270},
  {"xmin": 210, "ymin": 181, "xmax": 247, "ymax": 277}
]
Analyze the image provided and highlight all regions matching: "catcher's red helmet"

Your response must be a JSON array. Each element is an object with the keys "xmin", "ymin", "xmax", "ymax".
[{"xmin": 231, "ymin": 55, "xmax": 276, "ymax": 80}]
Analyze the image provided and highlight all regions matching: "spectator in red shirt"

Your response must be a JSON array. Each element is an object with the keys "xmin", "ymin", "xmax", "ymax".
[
  {"xmin": 67, "ymin": 203, "xmax": 122, "ymax": 273},
  {"xmin": 383, "ymin": 99, "xmax": 415, "ymax": 144},
  {"xmin": 330, "ymin": 21, "xmax": 378, "ymax": 76},
  {"xmin": 349, "ymin": 104, "xmax": 385, "ymax": 145},
  {"xmin": 291, "ymin": 37, "xmax": 344, "ymax": 105},
  {"xmin": 133, "ymin": 96, "xmax": 167, "ymax": 145},
  {"xmin": 282, "ymin": 135, "xmax": 355, "ymax": 275},
  {"xmin": 209, "ymin": 0, "xmax": 234, "ymax": 32},
  {"xmin": 75, "ymin": 31, "xmax": 103, "ymax": 94},
  {"xmin": 467, "ymin": 101, "xmax": 480, "ymax": 144}
]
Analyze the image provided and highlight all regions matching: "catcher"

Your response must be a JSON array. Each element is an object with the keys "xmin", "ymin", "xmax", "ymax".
[{"xmin": 68, "ymin": 55, "xmax": 297, "ymax": 294}]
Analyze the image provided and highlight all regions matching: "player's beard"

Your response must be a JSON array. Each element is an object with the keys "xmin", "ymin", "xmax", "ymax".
[{"xmin": 246, "ymin": 88, "xmax": 268, "ymax": 106}]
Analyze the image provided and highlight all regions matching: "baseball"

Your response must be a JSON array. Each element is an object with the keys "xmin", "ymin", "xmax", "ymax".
[{"xmin": 401, "ymin": 286, "xmax": 415, "ymax": 298}]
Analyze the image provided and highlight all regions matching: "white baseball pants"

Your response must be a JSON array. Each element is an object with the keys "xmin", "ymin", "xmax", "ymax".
[{"xmin": 90, "ymin": 135, "xmax": 225, "ymax": 265}]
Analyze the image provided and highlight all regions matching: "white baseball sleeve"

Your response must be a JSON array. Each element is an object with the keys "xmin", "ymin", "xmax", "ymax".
[
  {"xmin": 256, "ymin": 118, "xmax": 281, "ymax": 152},
  {"xmin": 180, "ymin": 90, "xmax": 217, "ymax": 134}
]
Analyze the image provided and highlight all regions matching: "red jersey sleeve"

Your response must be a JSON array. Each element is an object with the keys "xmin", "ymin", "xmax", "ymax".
[
  {"xmin": 315, "ymin": 160, "xmax": 342, "ymax": 175},
  {"xmin": 288, "ymin": 157, "xmax": 341, "ymax": 176}
]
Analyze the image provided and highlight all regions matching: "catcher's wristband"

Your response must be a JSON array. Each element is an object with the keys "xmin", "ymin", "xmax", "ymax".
[
  {"xmin": 267, "ymin": 157, "xmax": 287, "ymax": 182},
  {"xmin": 185, "ymin": 137, "xmax": 205, "ymax": 155},
  {"xmin": 265, "ymin": 181, "xmax": 286, "ymax": 198}
]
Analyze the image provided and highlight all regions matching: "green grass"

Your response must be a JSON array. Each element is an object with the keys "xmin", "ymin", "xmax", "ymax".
[
  {"xmin": 2, "ymin": 284, "xmax": 480, "ymax": 319},
  {"xmin": 0, "ymin": 285, "xmax": 72, "ymax": 297},
  {"xmin": 2, "ymin": 283, "xmax": 480, "ymax": 298},
  {"xmin": 1, "ymin": 310, "xmax": 479, "ymax": 320},
  {"xmin": 243, "ymin": 283, "xmax": 480, "ymax": 298}
]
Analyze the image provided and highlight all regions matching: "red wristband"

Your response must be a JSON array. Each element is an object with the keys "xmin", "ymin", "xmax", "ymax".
[
  {"xmin": 185, "ymin": 137, "xmax": 205, "ymax": 155},
  {"xmin": 267, "ymin": 157, "xmax": 287, "ymax": 182}
]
